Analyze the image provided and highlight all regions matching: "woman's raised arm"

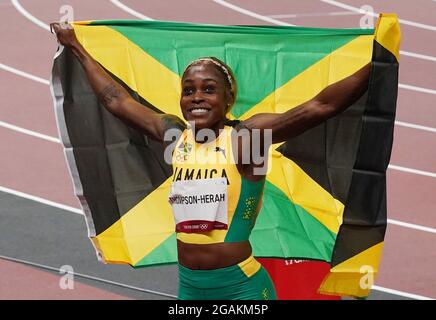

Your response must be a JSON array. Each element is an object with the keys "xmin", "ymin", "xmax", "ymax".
[
  {"xmin": 240, "ymin": 63, "xmax": 371, "ymax": 144},
  {"xmin": 51, "ymin": 23, "xmax": 185, "ymax": 142}
]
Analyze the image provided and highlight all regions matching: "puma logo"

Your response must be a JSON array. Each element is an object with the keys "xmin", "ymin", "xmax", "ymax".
[{"xmin": 214, "ymin": 147, "xmax": 226, "ymax": 159}]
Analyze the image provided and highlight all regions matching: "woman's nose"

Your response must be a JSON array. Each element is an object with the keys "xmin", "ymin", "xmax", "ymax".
[{"xmin": 192, "ymin": 90, "xmax": 204, "ymax": 102}]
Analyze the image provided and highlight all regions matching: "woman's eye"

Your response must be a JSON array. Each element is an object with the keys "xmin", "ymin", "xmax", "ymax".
[
  {"xmin": 183, "ymin": 87, "xmax": 194, "ymax": 95},
  {"xmin": 204, "ymin": 86, "xmax": 215, "ymax": 93}
]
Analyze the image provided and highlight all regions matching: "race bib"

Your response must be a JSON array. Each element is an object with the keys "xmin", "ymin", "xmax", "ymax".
[{"xmin": 168, "ymin": 178, "xmax": 228, "ymax": 233}]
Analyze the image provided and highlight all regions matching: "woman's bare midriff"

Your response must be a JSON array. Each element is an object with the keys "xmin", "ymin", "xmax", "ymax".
[{"xmin": 177, "ymin": 239, "xmax": 252, "ymax": 270}]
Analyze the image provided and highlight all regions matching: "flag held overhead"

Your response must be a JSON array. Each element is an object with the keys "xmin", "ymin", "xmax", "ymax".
[{"xmin": 51, "ymin": 15, "xmax": 400, "ymax": 298}]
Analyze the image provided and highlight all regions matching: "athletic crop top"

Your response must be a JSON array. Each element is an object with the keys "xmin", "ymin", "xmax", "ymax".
[{"xmin": 169, "ymin": 125, "xmax": 265, "ymax": 245}]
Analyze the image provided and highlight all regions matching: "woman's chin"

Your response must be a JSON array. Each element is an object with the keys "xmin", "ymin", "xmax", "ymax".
[{"xmin": 188, "ymin": 118, "xmax": 210, "ymax": 129}]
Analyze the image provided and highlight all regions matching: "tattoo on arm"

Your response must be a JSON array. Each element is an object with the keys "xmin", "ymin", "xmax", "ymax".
[
  {"xmin": 161, "ymin": 114, "xmax": 186, "ymax": 146},
  {"xmin": 162, "ymin": 114, "xmax": 187, "ymax": 132},
  {"xmin": 234, "ymin": 120, "xmax": 251, "ymax": 132},
  {"xmin": 97, "ymin": 84, "xmax": 122, "ymax": 108}
]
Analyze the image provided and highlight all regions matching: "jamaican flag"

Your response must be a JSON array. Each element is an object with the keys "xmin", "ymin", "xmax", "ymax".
[{"xmin": 51, "ymin": 15, "xmax": 400, "ymax": 298}]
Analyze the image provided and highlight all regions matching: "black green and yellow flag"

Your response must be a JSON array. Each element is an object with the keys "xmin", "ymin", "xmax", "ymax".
[{"xmin": 51, "ymin": 15, "xmax": 400, "ymax": 298}]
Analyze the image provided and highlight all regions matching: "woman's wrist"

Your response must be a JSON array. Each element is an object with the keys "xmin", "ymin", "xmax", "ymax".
[{"xmin": 70, "ymin": 40, "xmax": 91, "ymax": 65}]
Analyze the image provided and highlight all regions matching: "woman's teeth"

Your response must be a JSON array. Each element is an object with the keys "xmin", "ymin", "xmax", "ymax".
[{"xmin": 191, "ymin": 108, "xmax": 209, "ymax": 114}]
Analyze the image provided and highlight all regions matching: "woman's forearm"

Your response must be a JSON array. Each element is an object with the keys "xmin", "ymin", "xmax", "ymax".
[
  {"xmin": 315, "ymin": 63, "xmax": 371, "ymax": 115},
  {"xmin": 69, "ymin": 40, "xmax": 130, "ymax": 115},
  {"xmin": 51, "ymin": 23, "xmax": 179, "ymax": 141},
  {"xmin": 242, "ymin": 63, "xmax": 371, "ymax": 144}
]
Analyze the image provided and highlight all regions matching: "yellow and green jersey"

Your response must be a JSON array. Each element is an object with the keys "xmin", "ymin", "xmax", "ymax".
[{"xmin": 171, "ymin": 125, "xmax": 265, "ymax": 244}]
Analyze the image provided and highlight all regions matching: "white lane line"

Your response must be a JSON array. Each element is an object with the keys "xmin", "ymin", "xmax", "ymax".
[
  {"xmin": 213, "ymin": 0, "xmax": 436, "ymax": 63},
  {"xmin": 109, "ymin": 0, "xmax": 154, "ymax": 20},
  {"xmin": 2, "ymin": 184, "xmax": 436, "ymax": 300},
  {"xmin": 0, "ymin": 199, "xmax": 433, "ymax": 300},
  {"xmin": 389, "ymin": 165, "xmax": 436, "ymax": 179},
  {"xmin": 4, "ymin": 118, "xmax": 436, "ymax": 183},
  {"xmin": 2, "ymin": 63, "xmax": 436, "ymax": 138},
  {"xmin": 212, "ymin": 0, "xmax": 295, "ymax": 26},
  {"xmin": 11, "ymin": 0, "xmax": 50, "ymax": 31},
  {"xmin": 10, "ymin": 0, "xmax": 436, "ymax": 67},
  {"xmin": 13, "ymin": 0, "xmax": 436, "ymax": 139},
  {"xmin": 7, "ymin": 0, "xmax": 436, "ymax": 219},
  {"xmin": 399, "ymin": 83, "xmax": 436, "ymax": 95},
  {"xmin": 268, "ymin": 11, "xmax": 436, "ymax": 64},
  {"xmin": 0, "ymin": 63, "xmax": 49, "ymax": 85},
  {"xmin": 10, "ymin": 0, "xmax": 436, "ymax": 65},
  {"xmin": 4, "ymin": 110, "xmax": 436, "ymax": 155},
  {"xmin": 212, "ymin": 3, "xmax": 436, "ymax": 93},
  {"xmin": 400, "ymin": 50, "xmax": 436, "ymax": 63},
  {"xmin": 0, "ymin": 185, "xmax": 83, "ymax": 215},
  {"xmin": 3, "ymin": 59, "xmax": 436, "ymax": 137},
  {"xmin": 2, "ymin": 34, "xmax": 436, "ymax": 183},
  {"xmin": 2, "ymin": 180, "xmax": 436, "ymax": 235},
  {"xmin": 395, "ymin": 121, "xmax": 436, "ymax": 134},
  {"xmin": 0, "ymin": 255, "xmax": 177, "ymax": 299},
  {"xmin": 6, "ymin": 116, "xmax": 436, "ymax": 183},
  {"xmin": 372, "ymin": 285, "xmax": 433, "ymax": 300},
  {"xmin": 319, "ymin": 0, "xmax": 436, "ymax": 31},
  {"xmin": 0, "ymin": 120, "xmax": 61, "ymax": 144},
  {"xmin": 388, "ymin": 219, "xmax": 436, "ymax": 234},
  {"xmin": 268, "ymin": 11, "xmax": 359, "ymax": 19},
  {"xmin": 5, "ymin": 120, "xmax": 436, "ymax": 186},
  {"xmin": 0, "ymin": 197, "xmax": 434, "ymax": 301},
  {"xmin": 11, "ymin": 0, "xmax": 154, "ymax": 31}
]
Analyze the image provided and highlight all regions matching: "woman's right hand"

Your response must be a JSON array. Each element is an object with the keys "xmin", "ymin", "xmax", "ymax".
[{"xmin": 50, "ymin": 22, "xmax": 78, "ymax": 48}]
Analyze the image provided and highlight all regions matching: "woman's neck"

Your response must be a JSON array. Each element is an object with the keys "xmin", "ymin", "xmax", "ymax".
[{"xmin": 192, "ymin": 119, "xmax": 225, "ymax": 144}]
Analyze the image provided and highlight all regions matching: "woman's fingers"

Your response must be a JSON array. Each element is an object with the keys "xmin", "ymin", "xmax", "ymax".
[
  {"xmin": 50, "ymin": 22, "xmax": 75, "ymax": 46},
  {"xmin": 50, "ymin": 22, "xmax": 61, "ymax": 35},
  {"xmin": 50, "ymin": 22, "xmax": 72, "ymax": 34}
]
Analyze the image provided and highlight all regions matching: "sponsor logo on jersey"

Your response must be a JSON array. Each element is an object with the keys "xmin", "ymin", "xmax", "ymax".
[{"xmin": 175, "ymin": 140, "xmax": 192, "ymax": 162}]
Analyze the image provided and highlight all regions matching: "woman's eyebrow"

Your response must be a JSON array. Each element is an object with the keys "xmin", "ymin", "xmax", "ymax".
[{"xmin": 182, "ymin": 78, "xmax": 218, "ymax": 84}]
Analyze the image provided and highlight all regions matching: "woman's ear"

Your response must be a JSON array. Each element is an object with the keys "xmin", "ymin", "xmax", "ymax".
[{"xmin": 226, "ymin": 90, "xmax": 235, "ymax": 112}]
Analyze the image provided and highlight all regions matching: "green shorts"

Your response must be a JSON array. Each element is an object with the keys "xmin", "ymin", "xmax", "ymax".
[{"xmin": 178, "ymin": 255, "xmax": 277, "ymax": 300}]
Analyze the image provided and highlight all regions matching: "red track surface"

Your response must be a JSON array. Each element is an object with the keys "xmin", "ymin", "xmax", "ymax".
[
  {"xmin": 0, "ymin": 259, "xmax": 130, "ymax": 299},
  {"xmin": 1, "ymin": 0, "xmax": 435, "ymax": 299}
]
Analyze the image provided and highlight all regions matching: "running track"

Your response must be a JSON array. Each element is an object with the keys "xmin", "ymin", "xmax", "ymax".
[{"xmin": 0, "ymin": 0, "xmax": 435, "ymax": 300}]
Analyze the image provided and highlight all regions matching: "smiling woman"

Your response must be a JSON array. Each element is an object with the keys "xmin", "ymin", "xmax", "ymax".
[
  {"xmin": 180, "ymin": 58, "xmax": 236, "ymax": 136},
  {"xmin": 51, "ymin": 21, "xmax": 371, "ymax": 300}
]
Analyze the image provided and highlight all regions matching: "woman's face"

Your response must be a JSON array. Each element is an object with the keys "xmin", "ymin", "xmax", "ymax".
[{"xmin": 180, "ymin": 62, "xmax": 231, "ymax": 130}]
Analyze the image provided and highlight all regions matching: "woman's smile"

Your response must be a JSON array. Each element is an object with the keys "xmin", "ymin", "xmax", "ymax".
[
  {"xmin": 188, "ymin": 106, "xmax": 212, "ymax": 115},
  {"xmin": 180, "ymin": 63, "xmax": 231, "ymax": 132}
]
